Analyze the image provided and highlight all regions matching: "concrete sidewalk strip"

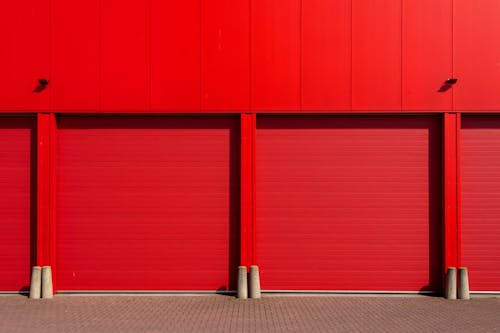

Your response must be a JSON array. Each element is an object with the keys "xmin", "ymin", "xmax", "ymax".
[{"xmin": 0, "ymin": 295, "xmax": 498, "ymax": 333}]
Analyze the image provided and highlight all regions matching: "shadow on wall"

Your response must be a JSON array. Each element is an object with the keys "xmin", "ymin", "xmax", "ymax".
[
  {"xmin": 33, "ymin": 78, "xmax": 49, "ymax": 93},
  {"xmin": 227, "ymin": 125, "xmax": 240, "ymax": 292},
  {"xmin": 424, "ymin": 118, "xmax": 443, "ymax": 295},
  {"xmin": 438, "ymin": 78, "xmax": 458, "ymax": 93}
]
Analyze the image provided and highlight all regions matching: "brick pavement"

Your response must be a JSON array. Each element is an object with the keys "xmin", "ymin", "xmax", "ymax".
[{"xmin": 0, "ymin": 294, "xmax": 498, "ymax": 333}]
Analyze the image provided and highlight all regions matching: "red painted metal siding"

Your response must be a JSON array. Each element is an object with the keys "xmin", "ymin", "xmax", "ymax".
[
  {"xmin": 0, "ymin": 2, "xmax": 49, "ymax": 111},
  {"xmin": 202, "ymin": 0, "xmax": 250, "ymax": 111},
  {"xmin": 51, "ymin": 0, "xmax": 100, "ymax": 111},
  {"xmin": 56, "ymin": 116, "xmax": 239, "ymax": 291},
  {"xmin": 301, "ymin": 0, "xmax": 351, "ymax": 110},
  {"xmin": 251, "ymin": 0, "xmax": 300, "ymax": 111},
  {"xmin": 1, "ymin": 0, "xmax": 499, "ymax": 295},
  {"xmin": 402, "ymin": 0, "xmax": 452, "ymax": 111},
  {"xmin": 240, "ymin": 113, "xmax": 256, "ymax": 267},
  {"xmin": 256, "ymin": 116, "xmax": 442, "ymax": 291},
  {"xmin": 461, "ymin": 116, "xmax": 500, "ymax": 291},
  {"xmin": 101, "ymin": 0, "xmax": 150, "ymax": 111},
  {"xmin": 0, "ymin": 117, "xmax": 35, "ymax": 292},
  {"xmin": 454, "ymin": 1, "xmax": 500, "ymax": 111},
  {"xmin": 443, "ymin": 113, "xmax": 460, "ymax": 275},
  {"xmin": 150, "ymin": 0, "xmax": 200, "ymax": 111},
  {"xmin": 352, "ymin": 0, "xmax": 401, "ymax": 111},
  {"xmin": 2, "ymin": 0, "xmax": 500, "ymax": 112}
]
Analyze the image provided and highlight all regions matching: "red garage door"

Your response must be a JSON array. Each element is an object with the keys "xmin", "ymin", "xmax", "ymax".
[
  {"xmin": 462, "ymin": 116, "xmax": 500, "ymax": 292},
  {"xmin": 257, "ymin": 116, "xmax": 441, "ymax": 291},
  {"xmin": 57, "ymin": 116, "xmax": 239, "ymax": 291},
  {"xmin": 0, "ymin": 117, "xmax": 34, "ymax": 292}
]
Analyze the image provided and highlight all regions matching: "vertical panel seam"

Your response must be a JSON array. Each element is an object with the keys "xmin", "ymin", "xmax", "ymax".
[
  {"xmin": 451, "ymin": 0, "xmax": 454, "ymax": 111},
  {"xmin": 456, "ymin": 113, "xmax": 461, "ymax": 268},
  {"xmin": 99, "ymin": 0, "xmax": 102, "ymax": 111},
  {"xmin": 400, "ymin": 0, "xmax": 403, "ymax": 112},
  {"xmin": 350, "ymin": 0, "xmax": 353, "ymax": 110},
  {"xmin": 48, "ymin": 0, "xmax": 52, "ymax": 111},
  {"xmin": 49, "ymin": 113, "xmax": 57, "ymax": 291},
  {"xmin": 48, "ymin": 114, "xmax": 53, "ymax": 267},
  {"xmin": 251, "ymin": 113, "xmax": 256, "ymax": 265},
  {"xmin": 249, "ymin": 0, "xmax": 252, "ymax": 111},
  {"xmin": 241, "ymin": 114, "xmax": 248, "ymax": 266},
  {"xmin": 199, "ymin": 0, "xmax": 202, "ymax": 111},
  {"xmin": 299, "ymin": 0, "xmax": 302, "ymax": 111},
  {"xmin": 148, "ymin": 0, "xmax": 152, "ymax": 111}
]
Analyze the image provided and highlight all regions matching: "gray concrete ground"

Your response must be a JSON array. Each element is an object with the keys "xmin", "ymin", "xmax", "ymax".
[{"xmin": 0, "ymin": 294, "xmax": 499, "ymax": 333}]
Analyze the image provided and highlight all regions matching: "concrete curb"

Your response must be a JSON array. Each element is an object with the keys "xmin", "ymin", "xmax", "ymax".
[
  {"xmin": 445, "ymin": 267, "xmax": 457, "ymax": 300},
  {"xmin": 237, "ymin": 266, "xmax": 248, "ymax": 299},
  {"xmin": 249, "ymin": 265, "xmax": 261, "ymax": 299},
  {"xmin": 458, "ymin": 267, "xmax": 470, "ymax": 300},
  {"xmin": 29, "ymin": 266, "xmax": 41, "ymax": 299},
  {"xmin": 42, "ymin": 266, "xmax": 53, "ymax": 299}
]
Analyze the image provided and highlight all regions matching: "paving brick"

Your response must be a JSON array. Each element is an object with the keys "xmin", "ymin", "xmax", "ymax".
[{"xmin": 0, "ymin": 295, "xmax": 498, "ymax": 333}]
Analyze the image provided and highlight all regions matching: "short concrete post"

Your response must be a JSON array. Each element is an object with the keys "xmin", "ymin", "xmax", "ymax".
[
  {"xmin": 458, "ymin": 267, "xmax": 470, "ymax": 300},
  {"xmin": 249, "ymin": 265, "xmax": 261, "ymax": 299},
  {"xmin": 237, "ymin": 266, "xmax": 248, "ymax": 299},
  {"xmin": 445, "ymin": 267, "xmax": 457, "ymax": 300},
  {"xmin": 29, "ymin": 266, "xmax": 42, "ymax": 299},
  {"xmin": 41, "ymin": 266, "xmax": 53, "ymax": 299}
]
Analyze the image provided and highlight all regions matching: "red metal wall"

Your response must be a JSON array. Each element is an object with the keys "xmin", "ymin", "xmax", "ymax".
[
  {"xmin": 454, "ymin": 1, "xmax": 500, "ymax": 110},
  {"xmin": 1, "ymin": 0, "xmax": 500, "ymax": 293},
  {"xmin": 1, "ymin": 0, "xmax": 499, "ymax": 113},
  {"xmin": 461, "ymin": 116, "xmax": 500, "ymax": 291},
  {"xmin": 256, "ymin": 116, "xmax": 442, "ymax": 291},
  {"xmin": 56, "ymin": 116, "xmax": 239, "ymax": 291},
  {"xmin": 0, "ymin": 117, "xmax": 35, "ymax": 292}
]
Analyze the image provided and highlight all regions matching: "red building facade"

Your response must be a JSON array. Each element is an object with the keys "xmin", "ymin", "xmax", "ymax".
[{"xmin": 1, "ymin": 0, "xmax": 499, "ymax": 293}]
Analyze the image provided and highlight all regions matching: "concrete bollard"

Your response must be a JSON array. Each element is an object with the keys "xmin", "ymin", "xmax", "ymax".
[
  {"xmin": 445, "ymin": 267, "xmax": 457, "ymax": 300},
  {"xmin": 29, "ymin": 266, "xmax": 42, "ymax": 299},
  {"xmin": 41, "ymin": 266, "xmax": 53, "ymax": 299},
  {"xmin": 249, "ymin": 265, "xmax": 261, "ymax": 299},
  {"xmin": 458, "ymin": 267, "xmax": 470, "ymax": 300},
  {"xmin": 237, "ymin": 266, "xmax": 248, "ymax": 299}
]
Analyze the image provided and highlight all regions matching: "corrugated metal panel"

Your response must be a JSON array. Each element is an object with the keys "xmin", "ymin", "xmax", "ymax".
[
  {"xmin": 151, "ymin": 0, "xmax": 200, "ymax": 111},
  {"xmin": 402, "ymin": 0, "xmax": 452, "ymax": 111},
  {"xmin": 251, "ymin": 0, "xmax": 300, "ymax": 111},
  {"xmin": 4, "ymin": 0, "xmax": 500, "ymax": 113},
  {"xmin": 0, "ymin": 2, "xmax": 49, "ymax": 111},
  {"xmin": 454, "ymin": 1, "xmax": 500, "ymax": 111},
  {"xmin": 101, "ymin": 0, "xmax": 149, "ymax": 111},
  {"xmin": 352, "ymin": 0, "xmax": 402, "ymax": 111},
  {"xmin": 51, "ymin": 0, "xmax": 100, "ymax": 111},
  {"xmin": 0, "ymin": 117, "xmax": 34, "ymax": 292},
  {"xmin": 301, "ymin": 0, "xmax": 351, "ymax": 110},
  {"xmin": 256, "ymin": 116, "xmax": 441, "ymax": 291},
  {"xmin": 201, "ymin": 0, "xmax": 250, "ymax": 111},
  {"xmin": 461, "ymin": 116, "xmax": 500, "ymax": 291},
  {"xmin": 56, "ymin": 116, "xmax": 239, "ymax": 291}
]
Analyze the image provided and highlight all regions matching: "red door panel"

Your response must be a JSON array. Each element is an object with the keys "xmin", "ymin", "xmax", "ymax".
[
  {"xmin": 302, "ymin": 0, "xmax": 351, "ymax": 111},
  {"xmin": 56, "ymin": 116, "xmax": 239, "ymax": 291},
  {"xmin": 51, "ymin": 0, "xmax": 100, "ymax": 111},
  {"xmin": 0, "ymin": 117, "xmax": 35, "ymax": 292},
  {"xmin": 151, "ymin": 0, "xmax": 200, "ymax": 111},
  {"xmin": 201, "ymin": 0, "xmax": 250, "ymax": 111},
  {"xmin": 0, "ymin": 1, "xmax": 49, "ymax": 111},
  {"xmin": 101, "ymin": 0, "xmax": 149, "ymax": 111},
  {"xmin": 256, "ymin": 116, "xmax": 441, "ymax": 291},
  {"xmin": 251, "ymin": 0, "xmax": 300, "ymax": 111},
  {"xmin": 461, "ymin": 116, "xmax": 500, "ymax": 291},
  {"xmin": 403, "ymin": 0, "xmax": 452, "ymax": 111},
  {"xmin": 352, "ymin": 0, "xmax": 402, "ymax": 111},
  {"xmin": 454, "ymin": 1, "xmax": 500, "ymax": 111}
]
